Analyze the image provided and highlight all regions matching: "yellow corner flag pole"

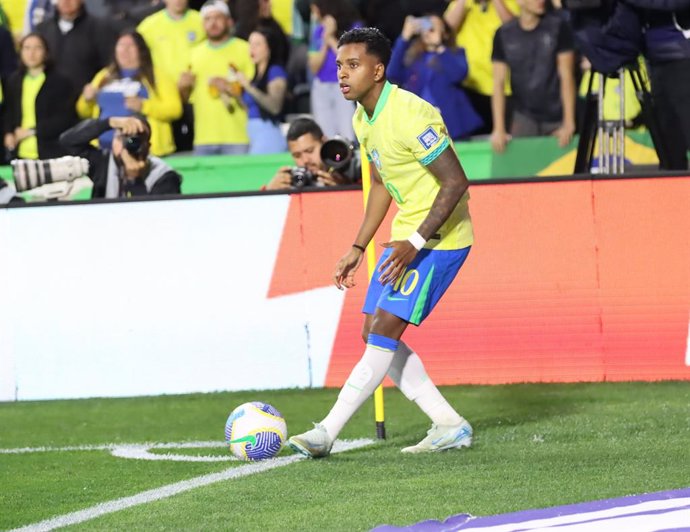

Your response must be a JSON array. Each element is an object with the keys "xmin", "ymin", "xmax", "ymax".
[{"xmin": 360, "ymin": 149, "xmax": 386, "ymax": 440}]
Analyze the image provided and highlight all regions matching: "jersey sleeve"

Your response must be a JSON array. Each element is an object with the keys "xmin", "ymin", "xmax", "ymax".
[{"xmin": 400, "ymin": 98, "xmax": 451, "ymax": 167}]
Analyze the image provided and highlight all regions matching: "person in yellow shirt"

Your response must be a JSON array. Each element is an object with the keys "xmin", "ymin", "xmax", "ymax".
[
  {"xmin": 445, "ymin": 0, "xmax": 517, "ymax": 134},
  {"xmin": 289, "ymin": 27, "xmax": 474, "ymax": 458},
  {"xmin": 77, "ymin": 30, "xmax": 182, "ymax": 157},
  {"xmin": 138, "ymin": 0, "xmax": 204, "ymax": 152},
  {"xmin": 137, "ymin": 0, "xmax": 204, "ymax": 84},
  {"xmin": 179, "ymin": 0, "xmax": 254, "ymax": 155},
  {"xmin": 3, "ymin": 32, "xmax": 77, "ymax": 159}
]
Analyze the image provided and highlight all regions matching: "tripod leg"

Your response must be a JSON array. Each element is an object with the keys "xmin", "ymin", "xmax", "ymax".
[
  {"xmin": 630, "ymin": 66, "xmax": 674, "ymax": 170},
  {"xmin": 574, "ymin": 71, "xmax": 598, "ymax": 174},
  {"xmin": 598, "ymin": 73, "xmax": 605, "ymax": 173},
  {"xmin": 619, "ymin": 69, "xmax": 626, "ymax": 173}
]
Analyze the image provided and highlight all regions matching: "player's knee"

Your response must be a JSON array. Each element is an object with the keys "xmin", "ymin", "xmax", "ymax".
[{"xmin": 370, "ymin": 310, "xmax": 407, "ymax": 340}]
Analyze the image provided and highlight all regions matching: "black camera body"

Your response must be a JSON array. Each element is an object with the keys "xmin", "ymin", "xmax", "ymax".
[{"xmin": 289, "ymin": 166, "xmax": 316, "ymax": 187}]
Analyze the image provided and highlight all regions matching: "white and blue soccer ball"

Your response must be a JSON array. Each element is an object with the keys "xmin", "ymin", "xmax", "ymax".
[{"xmin": 224, "ymin": 402, "xmax": 287, "ymax": 461}]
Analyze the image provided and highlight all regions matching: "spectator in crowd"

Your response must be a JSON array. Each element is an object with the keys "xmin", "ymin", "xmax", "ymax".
[
  {"xmin": 308, "ymin": 0, "xmax": 361, "ymax": 139},
  {"xmin": 178, "ymin": 0, "xmax": 254, "ymax": 155},
  {"xmin": 490, "ymin": 0, "xmax": 576, "ymax": 153},
  {"xmin": 3, "ymin": 33, "xmax": 77, "ymax": 160},
  {"xmin": 60, "ymin": 115, "xmax": 182, "ymax": 198},
  {"xmin": 94, "ymin": 0, "xmax": 165, "ymax": 30},
  {"xmin": 445, "ymin": 0, "xmax": 517, "ymax": 134},
  {"xmin": 137, "ymin": 0, "xmax": 203, "ymax": 80},
  {"xmin": 35, "ymin": 0, "xmax": 116, "ymax": 102},
  {"xmin": 233, "ymin": 0, "xmax": 289, "ymax": 57},
  {"xmin": 137, "ymin": 0, "xmax": 203, "ymax": 151},
  {"xmin": 388, "ymin": 14, "xmax": 483, "ymax": 140},
  {"xmin": 264, "ymin": 116, "xmax": 360, "ymax": 190},
  {"xmin": 0, "ymin": 24, "xmax": 17, "ymax": 81},
  {"xmin": 77, "ymin": 30, "xmax": 182, "ymax": 157},
  {"xmin": 238, "ymin": 26, "xmax": 288, "ymax": 154}
]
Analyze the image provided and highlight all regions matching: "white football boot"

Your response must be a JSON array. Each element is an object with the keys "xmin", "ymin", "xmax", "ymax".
[
  {"xmin": 401, "ymin": 419, "xmax": 473, "ymax": 454},
  {"xmin": 288, "ymin": 423, "xmax": 333, "ymax": 458}
]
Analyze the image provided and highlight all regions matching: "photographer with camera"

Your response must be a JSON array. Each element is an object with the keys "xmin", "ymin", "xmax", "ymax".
[
  {"xmin": 59, "ymin": 115, "xmax": 182, "ymax": 198},
  {"xmin": 263, "ymin": 117, "xmax": 361, "ymax": 191}
]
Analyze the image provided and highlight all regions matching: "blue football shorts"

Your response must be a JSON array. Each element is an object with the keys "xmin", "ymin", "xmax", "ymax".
[{"xmin": 362, "ymin": 246, "xmax": 471, "ymax": 326}]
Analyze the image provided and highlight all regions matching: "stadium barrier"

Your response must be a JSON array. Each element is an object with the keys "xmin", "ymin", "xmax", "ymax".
[
  {"xmin": 1, "ymin": 173, "xmax": 688, "ymax": 401},
  {"xmin": 0, "ymin": 132, "xmax": 658, "ymax": 200}
]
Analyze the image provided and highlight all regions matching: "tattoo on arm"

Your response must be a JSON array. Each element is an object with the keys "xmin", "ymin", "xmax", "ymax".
[{"xmin": 416, "ymin": 146, "xmax": 470, "ymax": 240}]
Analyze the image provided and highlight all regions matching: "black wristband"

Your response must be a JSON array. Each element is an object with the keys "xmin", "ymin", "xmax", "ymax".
[{"xmin": 352, "ymin": 244, "xmax": 366, "ymax": 253}]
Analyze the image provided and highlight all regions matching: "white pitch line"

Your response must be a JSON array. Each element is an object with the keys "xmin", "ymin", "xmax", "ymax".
[
  {"xmin": 0, "ymin": 441, "xmax": 227, "ymax": 454},
  {"xmin": 0, "ymin": 441, "xmax": 236, "ymax": 462},
  {"xmin": 8, "ymin": 439, "xmax": 375, "ymax": 532}
]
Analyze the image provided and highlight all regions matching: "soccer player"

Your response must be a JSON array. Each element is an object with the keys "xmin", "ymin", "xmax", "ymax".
[{"xmin": 288, "ymin": 27, "xmax": 474, "ymax": 458}]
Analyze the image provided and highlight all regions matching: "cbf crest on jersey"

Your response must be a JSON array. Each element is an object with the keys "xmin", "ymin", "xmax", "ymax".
[
  {"xmin": 371, "ymin": 148, "xmax": 382, "ymax": 170},
  {"xmin": 417, "ymin": 127, "xmax": 440, "ymax": 150}
]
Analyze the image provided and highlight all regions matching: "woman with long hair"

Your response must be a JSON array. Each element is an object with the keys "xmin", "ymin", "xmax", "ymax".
[
  {"xmin": 3, "ymin": 32, "xmax": 76, "ymax": 159},
  {"xmin": 77, "ymin": 30, "xmax": 182, "ymax": 156},
  {"xmin": 308, "ymin": 0, "xmax": 361, "ymax": 140},
  {"xmin": 237, "ymin": 26, "xmax": 289, "ymax": 154},
  {"xmin": 388, "ymin": 15, "xmax": 483, "ymax": 140}
]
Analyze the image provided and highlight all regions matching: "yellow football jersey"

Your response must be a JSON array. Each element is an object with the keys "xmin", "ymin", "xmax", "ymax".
[
  {"xmin": 353, "ymin": 82, "xmax": 473, "ymax": 251},
  {"xmin": 189, "ymin": 38, "xmax": 255, "ymax": 146},
  {"xmin": 137, "ymin": 9, "xmax": 205, "ymax": 84},
  {"xmin": 18, "ymin": 72, "xmax": 46, "ymax": 160},
  {"xmin": 446, "ymin": 0, "xmax": 519, "ymax": 96}
]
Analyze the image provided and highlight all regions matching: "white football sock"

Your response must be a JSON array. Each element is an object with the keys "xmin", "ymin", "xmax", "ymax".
[
  {"xmin": 388, "ymin": 342, "xmax": 463, "ymax": 426},
  {"xmin": 320, "ymin": 344, "xmax": 395, "ymax": 441}
]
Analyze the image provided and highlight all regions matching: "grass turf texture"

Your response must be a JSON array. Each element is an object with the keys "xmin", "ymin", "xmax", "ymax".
[{"xmin": 2, "ymin": 382, "xmax": 689, "ymax": 531}]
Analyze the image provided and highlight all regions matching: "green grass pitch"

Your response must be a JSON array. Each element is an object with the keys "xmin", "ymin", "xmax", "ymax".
[{"xmin": 1, "ymin": 382, "xmax": 689, "ymax": 531}]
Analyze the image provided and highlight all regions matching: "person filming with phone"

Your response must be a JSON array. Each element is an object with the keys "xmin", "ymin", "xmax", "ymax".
[
  {"xmin": 387, "ymin": 14, "xmax": 483, "ymax": 140},
  {"xmin": 59, "ymin": 115, "xmax": 182, "ymax": 198}
]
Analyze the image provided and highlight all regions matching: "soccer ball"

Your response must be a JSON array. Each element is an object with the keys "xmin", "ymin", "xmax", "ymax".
[{"xmin": 224, "ymin": 402, "xmax": 287, "ymax": 461}]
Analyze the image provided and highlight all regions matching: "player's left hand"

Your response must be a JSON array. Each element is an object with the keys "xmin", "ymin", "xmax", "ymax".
[
  {"xmin": 333, "ymin": 247, "xmax": 365, "ymax": 290},
  {"xmin": 378, "ymin": 240, "xmax": 417, "ymax": 285}
]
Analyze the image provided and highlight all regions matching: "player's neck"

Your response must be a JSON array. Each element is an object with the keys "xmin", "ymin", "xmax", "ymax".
[{"xmin": 359, "ymin": 81, "xmax": 386, "ymax": 119}]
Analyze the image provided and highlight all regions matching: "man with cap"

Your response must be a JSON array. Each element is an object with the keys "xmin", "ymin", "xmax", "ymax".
[{"xmin": 178, "ymin": 0, "xmax": 255, "ymax": 155}]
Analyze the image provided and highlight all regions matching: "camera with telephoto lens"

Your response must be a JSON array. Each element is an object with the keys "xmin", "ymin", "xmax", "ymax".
[
  {"xmin": 289, "ymin": 137, "xmax": 358, "ymax": 188},
  {"xmin": 320, "ymin": 137, "xmax": 358, "ymax": 183},
  {"xmin": 289, "ymin": 166, "xmax": 316, "ymax": 188},
  {"xmin": 11, "ymin": 156, "xmax": 90, "ymax": 192}
]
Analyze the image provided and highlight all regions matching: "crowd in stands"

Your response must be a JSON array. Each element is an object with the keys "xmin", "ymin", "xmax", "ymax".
[{"xmin": 0, "ymin": 0, "xmax": 689, "ymax": 200}]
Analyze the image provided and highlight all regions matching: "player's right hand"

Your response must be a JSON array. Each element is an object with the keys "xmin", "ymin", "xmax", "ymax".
[{"xmin": 333, "ymin": 247, "xmax": 364, "ymax": 290}]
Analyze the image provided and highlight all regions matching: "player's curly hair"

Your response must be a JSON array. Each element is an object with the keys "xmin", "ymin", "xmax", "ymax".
[{"xmin": 337, "ymin": 27, "xmax": 392, "ymax": 68}]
